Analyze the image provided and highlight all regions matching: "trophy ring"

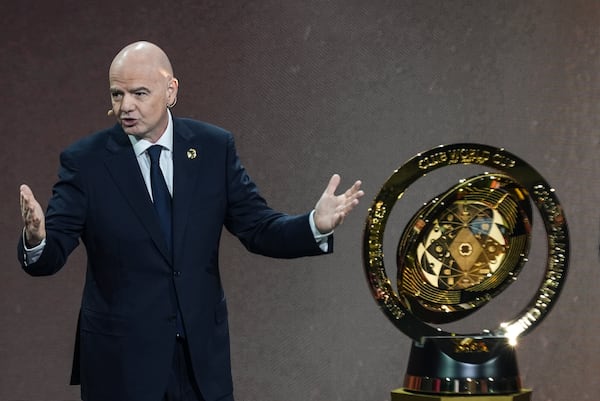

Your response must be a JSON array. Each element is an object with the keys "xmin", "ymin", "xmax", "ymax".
[{"xmin": 363, "ymin": 143, "xmax": 569, "ymax": 396}]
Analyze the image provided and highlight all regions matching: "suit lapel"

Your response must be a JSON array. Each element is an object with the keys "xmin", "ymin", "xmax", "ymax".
[
  {"xmin": 172, "ymin": 118, "xmax": 202, "ymax": 259},
  {"xmin": 103, "ymin": 127, "xmax": 173, "ymax": 263}
]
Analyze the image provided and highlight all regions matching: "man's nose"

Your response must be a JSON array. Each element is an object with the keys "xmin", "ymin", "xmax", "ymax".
[{"xmin": 120, "ymin": 94, "xmax": 135, "ymax": 113}]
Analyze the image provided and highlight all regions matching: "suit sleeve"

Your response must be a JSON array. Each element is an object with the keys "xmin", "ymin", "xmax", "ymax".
[
  {"xmin": 17, "ymin": 149, "xmax": 86, "ymax": 276},
  {"xmin": 222, "ymin": 134, "xmax": 332, "ymax": 258}
]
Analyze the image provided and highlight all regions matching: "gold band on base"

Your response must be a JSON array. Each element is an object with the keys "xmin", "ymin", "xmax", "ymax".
[
  {"xmin": 403, "ymin": 374, "xmax": 522, "ymax": 395},
  {"xmin": 391, "ymin": 388, "xmax": 532, "ymax": 401}
]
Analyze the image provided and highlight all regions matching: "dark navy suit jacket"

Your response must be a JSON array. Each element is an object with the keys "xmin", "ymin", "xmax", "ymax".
[{"xmin": 18, "ymin": 117, "xmax": 331, "ymax": 401}]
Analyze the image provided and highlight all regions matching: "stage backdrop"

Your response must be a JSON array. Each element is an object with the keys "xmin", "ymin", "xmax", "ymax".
[{"xmin": 1, "ymin": 1, "xmax": 599, "ymax": 400}]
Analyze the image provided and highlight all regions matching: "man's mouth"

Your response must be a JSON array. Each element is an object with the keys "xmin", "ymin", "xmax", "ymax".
[{"xmin": 120, "ymin": 117, "xmax": 137, "ymax": 128}]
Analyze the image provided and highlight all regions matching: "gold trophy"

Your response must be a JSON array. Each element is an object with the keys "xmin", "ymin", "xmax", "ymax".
[{"xmin": 363, "ymin": 144, "xmax": 568, "ymax": 401}]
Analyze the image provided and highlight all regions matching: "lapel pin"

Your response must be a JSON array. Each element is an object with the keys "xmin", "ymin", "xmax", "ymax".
[{"xmin": 187, "ymin": 148, "xmax": 197, "ymax": 159}]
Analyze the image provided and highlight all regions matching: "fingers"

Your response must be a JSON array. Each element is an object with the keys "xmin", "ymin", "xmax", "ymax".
[
  {"xmin": 19, "ymin": 184, "xmax": 46, "ymax": 246},
  {"xmin": 325, "ymin": 175, "xmax": 364, "ymax": 208},
  {"xmin": 20, "ymin": 184, "xmax": 35, "ymax": 205},
  {"xmin": 20, "ymin": 184, "xmax": 38, "ymax": 214},
  {"xmin": 20, "ymin": 185, "xmax": 39, "ymax": 223},
  {"xmin": 20, "ymin": 185, "xmax": 33, "ymax": 218},
  {"xmin": 326, "ymin": 175, "xmax": 364, "ymax": 198},
  {"xmin": 334, "ymin": 177, "xmax": 364, "ymax": 219},
  {"xmin": 339, "ymin": 180, "xmax": 364, "ymax": 213},
  {"xmin": 345, "ymin": 180, "xmax": 364, "ymax": 199},
  {"xmin": 314, "ymin": 174, "xmax": 365, "ymax": 232}
]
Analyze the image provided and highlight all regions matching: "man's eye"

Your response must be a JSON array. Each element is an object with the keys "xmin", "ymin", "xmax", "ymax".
[
  {"xmin": 135, "ymin": 91, "xmax": 147, "ymax": 97},
  {"xmin": 111, "ymin": 92, "xmax": 122, "ymax": 99}
]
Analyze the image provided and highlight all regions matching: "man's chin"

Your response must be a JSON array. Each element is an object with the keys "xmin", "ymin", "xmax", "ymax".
[{"xmin": 121, "ymin": 125, "xmax": 141, "ymax": 137}]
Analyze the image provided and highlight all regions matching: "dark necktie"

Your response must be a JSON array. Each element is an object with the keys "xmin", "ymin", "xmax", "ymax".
[
  {"xmin": 148, "ymin": 145, "xmax": 185, "ymax": 337},
  {"xmin": 147, "ymin": 145, "xmax": 172, "ymax": 250}
]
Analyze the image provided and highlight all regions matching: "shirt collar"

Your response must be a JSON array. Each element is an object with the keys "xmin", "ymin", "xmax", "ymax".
[{"xmin": 128, "ymin": 110, "xmax": 174, "ymax": 157}]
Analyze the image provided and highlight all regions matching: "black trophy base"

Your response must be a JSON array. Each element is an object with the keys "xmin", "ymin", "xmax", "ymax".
[
  {"xmin": 403, "ymin": 336, "xmax": 521, "ymax": 395},
  {"xmin": 391, "ymin": 388, "xmax": 532, "ymax": 401}
]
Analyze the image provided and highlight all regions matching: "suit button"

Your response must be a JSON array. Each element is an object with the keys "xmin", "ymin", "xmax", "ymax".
[{"xmin": 173, "ymin": 271, "xmax": 181, "ymax": 277}]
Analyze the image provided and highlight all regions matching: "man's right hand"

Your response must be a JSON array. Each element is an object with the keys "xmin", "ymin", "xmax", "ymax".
[{"xmin": 20, "ymin": 184, "xmax": 46, "ymax": 247}]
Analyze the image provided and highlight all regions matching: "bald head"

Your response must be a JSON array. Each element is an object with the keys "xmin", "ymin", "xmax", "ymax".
[
  {"xmin": 108, "ymin": 41, "xmax": 179, "ymax": 142},
  {"xmin": 110, "ymin": 41, "xmax": 174, "ymax": 79}
]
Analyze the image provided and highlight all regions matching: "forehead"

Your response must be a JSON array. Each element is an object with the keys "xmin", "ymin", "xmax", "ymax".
[{"xmin": 109, "ymin": 61, "xmax": 164, "ymax": 89}]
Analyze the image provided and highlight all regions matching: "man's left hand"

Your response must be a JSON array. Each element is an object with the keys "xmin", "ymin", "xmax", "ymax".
[{"xmin": 314, "ymin": 174, "xmax": 364, "ymax": 234}]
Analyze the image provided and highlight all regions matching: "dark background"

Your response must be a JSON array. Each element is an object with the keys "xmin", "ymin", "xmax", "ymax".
[{"xmin": 1, "ymin": 1, "xmax": 599, "ymax": 400}]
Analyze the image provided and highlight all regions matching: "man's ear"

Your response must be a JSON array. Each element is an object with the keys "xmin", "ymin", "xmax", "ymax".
[{"xmin": 167, "ymin": 77, "xmax": 179, "ymax": 108}]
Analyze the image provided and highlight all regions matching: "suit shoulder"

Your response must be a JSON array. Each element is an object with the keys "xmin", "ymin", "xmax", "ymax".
[
  {"xmin": 177, "ymin": 117, "xmax": 230, "ymax": 134},
  {"xmin": 60, "ymin": 126, "xmax": 121, "ymax": 163},
  {"xmin": 66, "ymin": 126, "xmax": 115, "ymax": 149},
  {"xmin": 175, "ymin": 118, "xmax": 233, "ymax": 141}
]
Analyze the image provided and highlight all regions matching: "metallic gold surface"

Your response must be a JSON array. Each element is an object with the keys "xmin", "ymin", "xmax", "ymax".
[
  {"xmin": 403, "ymin": 375, "xmax": 521, "ymax": 395},
  {"xmin": 363, "ymin": 143, "xmax": 569, "ymax": 341},
  {"xmin": 187, "ymin": 148, "xmax": 197, "ymax": 159},
  {"xmin": 391, "ymin": 388, "xmax": 532, "ymax": 401},
  {"xmin": 396, "ymin": 173, "xmax": 532, "ymax": 324}
]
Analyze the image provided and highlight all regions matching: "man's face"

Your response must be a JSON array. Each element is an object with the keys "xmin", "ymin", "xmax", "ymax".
[{"xmin": 109, "ymin": 62, "xmax": 175, "ymax": 142}]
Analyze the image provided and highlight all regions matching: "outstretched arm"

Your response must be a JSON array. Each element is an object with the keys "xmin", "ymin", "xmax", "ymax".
[
  {"xmin": 313, "ymin": 174, "xmax": 364, "ymax": 234},
  {"xmin": 19, "ymin": 184, "xmax": 46, "ymax": 248}
]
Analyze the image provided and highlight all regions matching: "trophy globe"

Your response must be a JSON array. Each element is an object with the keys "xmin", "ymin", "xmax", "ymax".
[{"xmin": 363, "ymin": 144, "xmax": 569, "ymax": 400}]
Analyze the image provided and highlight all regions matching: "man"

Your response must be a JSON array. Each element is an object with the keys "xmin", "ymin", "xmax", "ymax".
[{"xmin": 18, "ymin": 41, "xmax": 363, "ymax": 401}]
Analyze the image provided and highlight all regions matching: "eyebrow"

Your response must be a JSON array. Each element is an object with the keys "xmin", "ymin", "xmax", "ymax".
[
  {"xmin": 110, "ymin": 86, "xmax": 152, "ymax": 93},
  {"xmin": 129, "ymin": 86, "xmax": 151, "ymax": 93}
]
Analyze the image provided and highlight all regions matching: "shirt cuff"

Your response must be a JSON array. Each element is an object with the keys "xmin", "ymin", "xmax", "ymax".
[
  {"xmin": 22, "ymin": 229, "xmax": 46, "ymax": 265},
  {"xmin": 309, "ymin": 210, "xmax": 332, "ymax": 252}
]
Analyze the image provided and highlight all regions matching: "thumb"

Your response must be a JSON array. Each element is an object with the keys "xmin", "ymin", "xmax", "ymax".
[{"xmin": 324, "ymin": 174, "xmax": 341, "ymax": 196}]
